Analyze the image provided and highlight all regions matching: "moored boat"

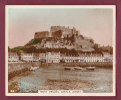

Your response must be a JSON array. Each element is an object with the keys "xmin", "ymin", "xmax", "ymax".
[
  {"xmin": 86, "ymin": 66, "xmax": 96, "ymax": 70},
  {"xmin": 64, "ymin": 67, "xmax": 73, "ymax": 70},
  {"xmin": 29, "ymin": 66, "xmax": 39, "ymax": 71},
  {"xmin": 74, "ymin": 66, "xmax": 83, "ymax": 70}
]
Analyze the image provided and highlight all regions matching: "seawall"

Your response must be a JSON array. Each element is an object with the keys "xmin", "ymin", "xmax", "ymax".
[
  {"xmin": 8, "ymin": 62, "xmax": 45, "ymax": 80},
  {"xmin": 8, "ymin": 62, "xmax": 113, "ymax": 80}
]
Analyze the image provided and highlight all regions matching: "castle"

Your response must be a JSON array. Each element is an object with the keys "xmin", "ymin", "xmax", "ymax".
[
  {"xmin": 34, "ymin": 31, "xmax": 49, "ymax": 39},
  {"xmin": 32, "ymin": 25, "xmax": 95, "ymax": 52},
  {"xmin": 34, "ymin": 26, "xmax": 79, "ymax": 39}
]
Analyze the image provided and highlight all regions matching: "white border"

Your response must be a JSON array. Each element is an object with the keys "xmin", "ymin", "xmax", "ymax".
[{"xmin": 5, "ymin": 5, "xmax": 116, "ymax": 96}]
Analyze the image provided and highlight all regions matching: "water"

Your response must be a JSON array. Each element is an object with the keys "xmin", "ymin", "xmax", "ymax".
[
  {"xmin": 19, "ymin": 68, "xmax": 46, "ymax": 92},
  {"xmin": 19, "ymin": 66, "xmax": 113, "ymax": 93}
]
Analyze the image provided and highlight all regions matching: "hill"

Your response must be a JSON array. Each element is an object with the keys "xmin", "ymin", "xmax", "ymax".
[{"xmin": 10, "ymin": 26, "xmax": 113, "ymax": 54}]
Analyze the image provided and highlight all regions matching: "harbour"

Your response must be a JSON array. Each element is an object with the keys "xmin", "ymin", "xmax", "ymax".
[{"xmin": 8, "ymin": 63, "xmax": 113, "ymax": 93}]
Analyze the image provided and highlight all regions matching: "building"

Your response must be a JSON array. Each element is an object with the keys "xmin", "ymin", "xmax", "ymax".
[
  {"xmin": 21, "ymin": 53, "xmax": 33, "ymax": 62},
  {"xmin": 38, "ymin": 53, "xmax": 46, "ymax": 62},
  {"xmin": 44, "ymin": 41, "xmax": 60, "ymax": 48},
  {"xmin": 34, "ymin": 31, "xmax": 49, "ymax": 39},
  {"xmin": 103, "ymin": 52, "xmax": 113, "ymax": 62},
  {"xmin": 52, "ymin": 30, "xmax": 63, "ymax": 38},
  {"xmin": 33, "ymin": 53, "xmax": 46, "ymax": 62},
  {"xmin": 61, "ymin": 53, "xmax": 112, "ymax": 63},
  {"xmin": 44, "ymin": 40, "xmax": 74, "ymax": 49},
  {"xmin": 78, "ymin": 53, "xmax": 86, "ymax": 62},
  {"xmin": 8, "ymin": 52, "xmax": 19, "ymax": 62},
  {"xmin": 79, "ymin": 53, "xmax": 113, "ymax": 63},
  {"xmin": 8, "ymin": 52, "xmax": 112, "ymax": 63},
  {"xmin": 46, "ymin": 52, "xmax": 60, "ymax": 63},
  {"xmin": 82, "ymin": 53, "xmax": 104, "ymax": 63},
  {"xmin": 33, "ymin": 53, "xmax": 39, "ymax": 62},
  {"xmin": 50, "ymin": 26, "xmax": 78, "ymax": 38},
  {"xmin": 61, "ymin": 53, "xmax": 79, "ymax": 63}
]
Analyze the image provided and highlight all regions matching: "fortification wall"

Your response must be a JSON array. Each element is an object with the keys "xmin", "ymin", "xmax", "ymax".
[
  {"xmin": 50, "ymin": 26, "xmax": 77, "ymax": 36},
  {"xmin": 34, "ymin": 31, "xmax": 49, "ymax": 39},
  {"xmin": 52, "ymin": 30, "xmax": 62, "ymax": 38}
]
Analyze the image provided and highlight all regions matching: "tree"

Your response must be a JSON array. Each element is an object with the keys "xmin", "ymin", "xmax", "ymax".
[
  {"xmin": 11, "ymin": 46, "xmax": 25, "ymax": 53},
  {"xmin": 24, "ymin": 46, "xmax": 37, "ymax": 53},
  {"xmin": 93, "ymin": 44, "xmax": 102, "ymax": 53}
]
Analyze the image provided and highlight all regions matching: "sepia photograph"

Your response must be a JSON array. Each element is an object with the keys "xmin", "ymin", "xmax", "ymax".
[{"xmin": 5, "ymin": 5, "xmax": 116, "ymax": 96}]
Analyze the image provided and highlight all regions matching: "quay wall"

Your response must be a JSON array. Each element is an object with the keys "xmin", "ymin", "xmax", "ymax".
[{"xmin": 8, "ymin": 62, "xmax": 45, "ymax": 80}]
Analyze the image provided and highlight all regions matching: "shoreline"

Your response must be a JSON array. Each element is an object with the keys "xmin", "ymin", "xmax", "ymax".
[
  {"xmin": 8, "ymin": 62, "xmax": 113, "ymax": 93},
  {"xmin": 8, "ymin": 65, "xmax": 113, "ymax": 93},
  {"xmin": 8, "ymin": 71, "xmax": 33, "ymax": 93}
]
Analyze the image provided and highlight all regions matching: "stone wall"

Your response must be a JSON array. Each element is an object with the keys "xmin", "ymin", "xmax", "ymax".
[
  {"xmin": 52, "ymin": 30, "xmax": 62, "ymax": 38},
  {"xmin": 34, "ymin": 31, "xmax": 49, "ymax": 39},
  {"xmin": 8, "ymin": 62, "xmax": 43, "ymax": 80},
  {"xmin": 50, "ymin": 26, "xmax": 78, "ymax": 37}
]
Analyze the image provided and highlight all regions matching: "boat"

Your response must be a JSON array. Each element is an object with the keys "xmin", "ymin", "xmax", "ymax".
[
  {"xmin": 64, "ymin": 67, "xmax": 73, "ymax": 70},
  {"xmin": 29, "ymin": 66, "xmax": 39, "ymax": 71},
  {"xmin": 74, "ymin": 66, "xmax": 83, "ymax": 70},
  {"xmin": 86, "ymin": 66, "xmax": 96, "ymax": 70}
]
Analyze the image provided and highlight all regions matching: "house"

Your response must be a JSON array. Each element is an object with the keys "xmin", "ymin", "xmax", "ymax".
[
  {"xmin": 8, "ymin": 52, "xmax": 19, "ymax": 62},
  {"xmin": 38, "ymin": 53, "xmax": 46, "ymax": 62},
  {"xmin": 61, "ymin": 53, "xmax": 79, "ymax": 63},
  {"xmin": 79, "ymin": 53, "xmax": 104, "ymax": 63},
  {"xmin": 46, "ymin": 52, "xmax": 60, "ymax": 63},
  {"xmin": 33, "ymin": 53, "xmax": 39, "ymax": 62},
  {"xmin": 103, "ymin": 52, "xmax": 113, "ymax": 62},
  {"xmin": 21, "ymin": 53, "xmax": 33, "ymax": 62},
  {"xmin": 44, "ymin": 41, "xmax": 60, "ymax": 48}
]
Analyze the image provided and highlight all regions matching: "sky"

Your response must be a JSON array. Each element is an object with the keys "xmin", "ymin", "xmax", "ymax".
[{"xmin": 7, "ymin": 6, "xmax": 115, "ymax": 48}]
